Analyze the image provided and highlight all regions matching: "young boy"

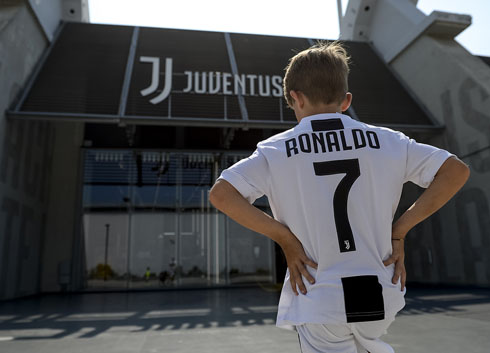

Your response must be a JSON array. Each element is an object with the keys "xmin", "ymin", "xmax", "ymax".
[{"xmin": 209, "ymin": 42, "xmax": 469, "ymax": 353}]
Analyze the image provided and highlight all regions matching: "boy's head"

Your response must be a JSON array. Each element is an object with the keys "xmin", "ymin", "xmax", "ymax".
[{"xmin": 283, "ymin": 41, "xmax": 351, "ymax": 110}]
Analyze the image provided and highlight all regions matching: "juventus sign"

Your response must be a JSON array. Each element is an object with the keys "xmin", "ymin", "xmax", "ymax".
[{"xmin": 139, "ymin": 56, "xmax": 284, "ymax": 105}]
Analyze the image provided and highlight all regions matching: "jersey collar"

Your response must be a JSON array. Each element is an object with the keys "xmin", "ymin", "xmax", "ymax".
[{"xmin": 297, "ymin": 113, "xmax": 346, "ymax": 127}]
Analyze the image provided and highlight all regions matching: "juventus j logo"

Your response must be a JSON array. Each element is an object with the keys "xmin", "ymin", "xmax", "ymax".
[
  {"xmin": 344, "ymin": 240, "xmax": 351, "ymax": 250},
  {"xmin": 139, "ymin": 56, "xmax": 173, "ymax": 104}
]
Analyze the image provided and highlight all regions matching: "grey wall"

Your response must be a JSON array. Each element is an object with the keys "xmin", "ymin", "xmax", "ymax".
[
  {"xmin": 41, "ymin": 121, "xmax": 84, "ymax": 293},
  {"xmin": 28, "ymin": 0, "xmax": 90, "ymax": 41},
  {"xmin": 391, "ymin": 36, "xmax": 490, "ymax": 286},
  {"xmin": 0, "ymin": 3, "xmax": 51, "ymax": 299},
  {"xmin": 28, "ymin": 0, "xmax": 62, "ymax": 41},
  {"xmin": 0, "ymin": 3, "xmax": 85, "ymax": 299}
]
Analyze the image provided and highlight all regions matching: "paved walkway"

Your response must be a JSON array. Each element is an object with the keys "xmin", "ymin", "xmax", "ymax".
[{"xmin": 0, "ymin": 286, "xmax": 489, "ymax": 352}]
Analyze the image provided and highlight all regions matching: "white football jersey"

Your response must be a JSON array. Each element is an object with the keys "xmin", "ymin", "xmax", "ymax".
[{"xmin": 218, "ymin": 113, "xmax": 454, "ymax": 327}]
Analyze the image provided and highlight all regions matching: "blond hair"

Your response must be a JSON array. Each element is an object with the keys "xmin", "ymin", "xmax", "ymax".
[{"xmin": 283, "ymin": 41, "xmax": 350, "ymax": 107}]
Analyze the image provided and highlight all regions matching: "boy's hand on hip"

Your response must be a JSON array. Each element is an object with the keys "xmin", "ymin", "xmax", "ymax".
[
  {"xmin": 280, "ymin": 232, "xmax": 318, "ymax": 296},
  {"xmin": 383, "ymin": 239, "xmax": 406, "ymax": 291},
  {"xmin": 382, "ymin": 156, "xmax": 470, "ymax": 292}
]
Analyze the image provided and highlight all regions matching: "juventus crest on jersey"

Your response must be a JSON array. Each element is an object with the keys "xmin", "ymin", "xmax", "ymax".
[{"xmin": 218, "ymin": 113, "xmax": 453, "ymax": 326}]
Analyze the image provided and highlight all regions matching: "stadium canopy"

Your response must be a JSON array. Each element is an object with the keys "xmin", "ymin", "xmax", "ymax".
[{"xmin": 8, "ymin": 22, "xmax": 443, "ymax": 133}]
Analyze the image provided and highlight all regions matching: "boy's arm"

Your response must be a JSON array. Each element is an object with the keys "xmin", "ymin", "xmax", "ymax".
[
  {"xmin": 209, "ymin": 179, "xmax": 318, "ymax": 296},
  {"xmin": 384, "ymin": 156, "xmax": 470, "ymax": 289}
]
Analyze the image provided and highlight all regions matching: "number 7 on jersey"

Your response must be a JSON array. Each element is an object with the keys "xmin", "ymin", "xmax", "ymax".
[{"xmin": 313, "ymin": 159, "xmax": 360, "ymax": 253}]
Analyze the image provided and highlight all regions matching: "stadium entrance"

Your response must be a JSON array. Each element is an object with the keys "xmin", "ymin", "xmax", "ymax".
[
  {"xmin": 5, "ymin": 21, "xmax": 442, "ymax": 297},
  {"xmin": 82, "ymin": 149, "xmax": 275, "ymax": 290}
]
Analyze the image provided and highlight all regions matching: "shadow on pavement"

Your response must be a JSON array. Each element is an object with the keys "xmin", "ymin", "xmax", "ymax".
[
  {"xmin": 401, "ymin": 287, "xmax": 490, "ymax": 316},
  {"xmin": 0, "ymin": 287, "xmax": 281, "ymax": 340},
  {"xmin": 0, "ymin": 286, "xmax": 489, "ymax": 340}
]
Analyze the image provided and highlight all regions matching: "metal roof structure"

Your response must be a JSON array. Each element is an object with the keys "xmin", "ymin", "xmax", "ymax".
[{"xmin": 8, "ymin": 22, "xmax": 442, "ymax": 133}]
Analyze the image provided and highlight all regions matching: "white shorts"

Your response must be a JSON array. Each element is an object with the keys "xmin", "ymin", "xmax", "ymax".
[{"xmin": 296, "ymin": 317, "xmax": 395, "ymax": 353}]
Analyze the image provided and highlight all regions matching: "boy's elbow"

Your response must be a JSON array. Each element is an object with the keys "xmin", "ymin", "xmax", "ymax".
[
  {"xmin": 209, "ymin": 186, "xmax": 219, "ymax": 209},
  {"xmin": 454, "ymin": 157, "xmax": 470, "ymax": 183},
  {"xmin": 461, "ymin": 162, "xmax": 470, "ymax": 182},
  {"xmin": 209, "ymin": 182, "xmax": 226, "ymax": 209},
  {"xmin": 446, "ymin": 156, "xmax": 470, "ymax": 185},
  {"xmin": 209, "ymin": 179, "xmax": 242, "ymax": 210}
]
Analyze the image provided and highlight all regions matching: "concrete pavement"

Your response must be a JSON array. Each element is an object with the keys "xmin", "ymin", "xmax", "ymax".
[{"xmin": 0, "ymin": 286, "xmax": 489, "ymax": 352}]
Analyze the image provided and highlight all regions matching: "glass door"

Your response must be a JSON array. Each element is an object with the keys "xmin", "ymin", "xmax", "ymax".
[
  {"xmin": 82, "ymin": 150, "xmax": 133, "ymax": 289},
  {"xmin": 81, "ymin": 149, "xmax": 275, "ymax": 290},
  {"xmin": 126, "ymin": 152, "xmax": 179, "ymax": 288}
]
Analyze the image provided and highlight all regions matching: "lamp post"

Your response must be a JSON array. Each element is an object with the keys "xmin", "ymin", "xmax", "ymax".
[{"xmin": 104, "ymin": 223, "xmax": 110, "ymax": 281}]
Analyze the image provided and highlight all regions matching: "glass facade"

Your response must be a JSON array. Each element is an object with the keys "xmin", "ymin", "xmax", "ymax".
[{"xmin": 82, "ymin": 150, "xmax": 275, "ymax": 290}]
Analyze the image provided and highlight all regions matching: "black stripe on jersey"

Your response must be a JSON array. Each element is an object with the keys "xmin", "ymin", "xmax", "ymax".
[
  {"xmin": 311, "ymin": 118, "xmax": 344, "ymax": 131},
  {"xmin": 341, "ymin": 275, "xmax": 385, "ymax": 323}
]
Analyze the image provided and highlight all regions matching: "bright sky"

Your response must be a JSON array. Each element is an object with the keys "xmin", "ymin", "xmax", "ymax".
[{"xmin": 88, "ymin": 0, "xmax": 490, "ymax": 56}]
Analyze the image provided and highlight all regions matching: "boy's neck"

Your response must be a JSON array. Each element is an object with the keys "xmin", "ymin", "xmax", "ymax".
[{"xmin": 295, "ymin": 104, "xmax": 342, "ymax": 123}]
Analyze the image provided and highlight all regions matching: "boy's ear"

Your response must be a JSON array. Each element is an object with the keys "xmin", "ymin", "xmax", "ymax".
[
  {"xmin": 341, "ymin": 92, "xmax": 352, "ymax": 112},
  {"xmin": 290, "ymin": 90, "xmax": 304, "ymax": 108}
]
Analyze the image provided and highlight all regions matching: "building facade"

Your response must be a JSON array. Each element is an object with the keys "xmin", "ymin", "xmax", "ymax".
[{"xmin": 1, "ymin": 0, "xmax": 489, "ymax": 300}]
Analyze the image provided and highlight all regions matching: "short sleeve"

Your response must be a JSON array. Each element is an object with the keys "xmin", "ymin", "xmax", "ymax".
[
  {"xmin": 217, "ymin": 148, "xmax": 270, "ymax": 203},
  {"xmin": 404, "ymin": 138, "xmax": 455, "ymax": 188}
]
